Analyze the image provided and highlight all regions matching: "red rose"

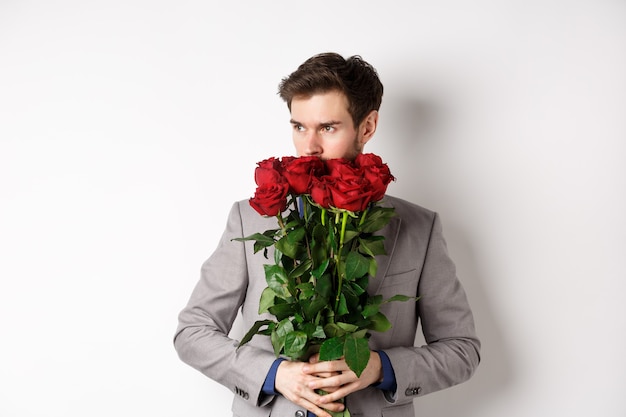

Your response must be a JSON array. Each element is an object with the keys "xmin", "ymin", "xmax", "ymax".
[
  {"xmin": 310, "ymin": 176, "xmax": 334, "ymax": 209},
  {"xmin": 281, "ymin": 156, "xmax": 325, "ymax": 195},
  {"xmin": 354, "ymin": 153, "xmax": 395, "ymax": 201},
  {"xmin": 328, "ymin": 176, "xmax": 373, "ymax": 212},
  {"xmin": 249, "ymin": 182, "xmax": 289, "ymax": 216},
  {"xmin": 324, "ymin": 158, "xmax": 363, "ymax": 182},
  {"xmin": 254, "ymin": 157, "xmax": 283, "ymax": 186}
]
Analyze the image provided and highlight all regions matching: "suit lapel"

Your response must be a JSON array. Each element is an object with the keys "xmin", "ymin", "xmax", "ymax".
[{"xmin": 369, "ymin": 201, "xmax": 401, "ymax": 296}]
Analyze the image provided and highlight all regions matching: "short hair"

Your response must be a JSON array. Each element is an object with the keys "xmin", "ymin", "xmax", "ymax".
[{"xmin": 278, "ymin": 52, "xmax": 384, "ymax": 127}]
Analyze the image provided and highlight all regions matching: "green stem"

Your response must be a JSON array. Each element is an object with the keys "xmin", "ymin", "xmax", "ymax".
[
  {"xmin": 339, "ymin": 211, "xmax": 348, "ymax": 246},
  {"xmin": 277, "ymin": 215, "xmax": 286, "ymax": 235},
  {"xmin": 358, "ymin": 207, "xmax": 369, "ymax": 227},
  {"xmin": 334, "ymin": 211, "xmax": 349, "ymax": 312},
  {"xmin": 334, "ymin": 272, "xmax": 343, "ymax": 313}
]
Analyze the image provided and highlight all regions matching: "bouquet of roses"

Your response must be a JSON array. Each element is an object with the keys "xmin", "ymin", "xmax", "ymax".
[{"xmin": 235, "ymin": 153, "xmax": 413, "ymax": 380}]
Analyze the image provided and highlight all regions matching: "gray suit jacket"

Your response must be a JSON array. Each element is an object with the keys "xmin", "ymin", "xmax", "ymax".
[{"xmin": 174, "ymin": 195, "xmax": 480, "ymax": 417}]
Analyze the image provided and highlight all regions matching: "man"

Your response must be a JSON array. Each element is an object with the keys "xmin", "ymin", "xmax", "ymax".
[{"xmin": 174, "ymin": 52, "xmax": 480, "ymax": 417}]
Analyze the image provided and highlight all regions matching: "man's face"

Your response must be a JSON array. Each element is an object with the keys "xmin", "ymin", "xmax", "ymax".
[{"xmin": 290, "ymin": 90, "xmax": 374, "ymax": 160}]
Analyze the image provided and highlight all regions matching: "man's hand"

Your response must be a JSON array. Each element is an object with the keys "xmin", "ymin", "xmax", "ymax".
[
  {"xmin": 303, "ymin": 351, "xmax": 384, "ymax": 406},
  {"xmin": 275, "ymin": 360, "xmax": 346, "ymax": 417}
]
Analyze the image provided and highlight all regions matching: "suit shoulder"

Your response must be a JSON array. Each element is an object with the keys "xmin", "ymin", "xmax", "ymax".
[
  {"xmin": 232, "ymin": 198, "xmax": 262, "ymax": 217},
  {"xmin": 231, "ymin": 199, "xmax": 279, "ymax": 232},
  {"xmin": 382, "ymin": 195, "xmax": 436, "ymax": 222}
]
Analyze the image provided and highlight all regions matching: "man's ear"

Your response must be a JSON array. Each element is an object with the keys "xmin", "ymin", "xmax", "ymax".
[{"xmin": 359, "ymin": 110, "xmax": 379, "ymax": 146}]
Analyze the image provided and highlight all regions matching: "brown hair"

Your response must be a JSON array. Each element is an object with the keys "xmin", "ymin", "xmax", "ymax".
[{"xmin": 278, "ymin": 52, "xmax": 384, "ymax": 127}]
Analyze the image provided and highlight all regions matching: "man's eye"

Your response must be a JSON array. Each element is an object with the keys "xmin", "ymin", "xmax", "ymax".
[
  {"xmin": 322, "ymin": 125, "xmax": 334, "ymax": 132},
  {"xmin": 293, "ymin": 124, "xmax": 304, "ymax": 132}
]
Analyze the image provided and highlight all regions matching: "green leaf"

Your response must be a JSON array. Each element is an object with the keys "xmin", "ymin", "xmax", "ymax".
[
  {"xmin": 336, "ymin": 322, "xmax": 359, "ymax": 333},
  {"xmin": 341, "ymin": 284, "xmax": 360, "ymax": 310},
  {"xmin": 348, "ymin": 281, "xmax": 366, "ymax": 296},
  {"xmin": 384, "ymin": 294, "xmax": 419, "ymax": 303},
  {"xmin": 367, "ymin": 312, "xmax": 392, "ymax": 332},
  {"xmin": 290, "ymin": 259, "xmax": 312, "ymax": 279},
  {"xmin": 352, "ymin": 329, "xmax": 368, "ymax": 339},
  {"xmin": 344, "ymin": 335, "xmax": 370, "ymax": 377},
  {"xmin": 359, "ymin": 237, "xmax": 387, "ymax": 257},
  {"xmin": 238, "ymin": 319, "xmax": 273, "ymax": 347},
  {"xmin": 294, "ymin": 313, "xmax": 304, "ymax": 324},
  {"xmin": 284, "ymin": 218, "xmax": 303, "ymax": 230},
  {"xmin": 276, "ymin": 318, "xmax": 294, "ymax": 336},
  {"xmin": 284, "ymin": 331, "xmax": 308, "ymax": 359},
  {"xmin": 342, "ymin": 229, "xmax": 359, "ymax": 244},
  {"xmin": 232, "ymin": 230, "xmax": 280, "ymax": 254},
  {"xmin": 311, "ymin": 259, "xmax": 330, "ymax": 279},
  {"xmin": 270, "ymin": 330, "xmax": 282, "ymax": 357},
  {"xmin": 336, "ymin": 293, "xmax": 349, "ymax": 316},
  {"xmin": 367, "ymin": 257, "xmax": 378, "ymax": 278},
  {"xmin": 275, "ymin": 235, "xmax": 298, "ymax": 259},
  {"xmin": 356, "ymin": 276, "xmax": 369, "ymax": 293},
  {"xmin": 268, "ymin": 303, "xmax": 296, "ymax": 321},
  {"xmin": 315, "ymin": 273, "xmax": 332, "ymax": 298},
  {"xmin": 264, "ymin": 264, "xmax": 290, "ymax": 299},
  {"xmin": 254, "ymin": 243, "xmax": 269, "ymax": 256},
  {"xmin": 258, "ymin": 287, "xmax": 276, "ymax": 314},
  {"xmin": 271, "ymin": 319, "xmax": 294, "ymax": 356},
  {"xmin": 311, "ymin": 224, "xmax": 329, "ymax": 263},
  {"xmin": 328, "ymin": 221, "xmax": 337, "ymax": 252},
  {"xmin": 323, "ymin": 323, "xmax": 345, "ymax": 338},
  {"xmin": 273, "ymin": 245, "xmax": 282, "ymax": 265},
  {"xmin": 303, "ymin": 297, "xmax": 328, "ymax": 321},
  {"xmin": 299, "ymin": 322, "xmax": 317, "ymax": 337},
  {"xmin": 289, "ymin": 225, "xmax": 307, "ymax": 242},
  {"xmin": 345, "ymin": 251, "xmax": 369, "ymax": 281},
  {"xmin": 275, "ymin": 225, "xmax": 306, "ymax": 259},
  {"xmin": 311, "ymin": 325, "xmax": 326, "ymax": 338},
  {"xmin": 360, "ymin": 207, "xmax": 395, "ymax": 233},
  {"xmin": 258, "ymin": 327, "xmax": 273, "ymax": 336},
  {"xmin": 319, "ymin": 337, "xmax": 344, "ymax": 361},
  {"xmin": 368, "ymin": 295, "xmax": 383, "ymax": 305},
  {"xmin": 296, "ymin": 282, "xmax": 315, "ymax": 299},
  {"xmin": 232, "ymin": 232, "xmax": 275, "ymax": 245},
  {"xmin": 362, "ymin": 303, "xmax": 379, "ymax": 318}
]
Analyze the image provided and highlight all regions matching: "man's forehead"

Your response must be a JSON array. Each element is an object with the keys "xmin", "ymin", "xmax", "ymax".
[
  {"xmin": 290, "ymin": 91, "xmax": 350, "ymax": 117},
  {"xmin": 291, "ymin": 88, "xmax": 345, "ymax": 101}
]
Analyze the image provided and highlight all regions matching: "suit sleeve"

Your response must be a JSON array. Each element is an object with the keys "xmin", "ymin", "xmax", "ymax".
[
  {"xmin": 383, "ymin": 212, "xmax": 481, "ymax": 404},
  {"xmin": 173, "ymin": 202, "xmax": 278, "ymax": 407}
]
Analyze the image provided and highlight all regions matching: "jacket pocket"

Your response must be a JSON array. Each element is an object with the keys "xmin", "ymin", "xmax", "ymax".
[
  {"xmin": 349, "ymin": 401, "xmax": 414, "ymax": 417},
  {"xmin": 381, "ymin": 402, "xmax": 414, "ymax": 417},
  {"xmin": 379, "ymin": 268, "xmax": 417, "ymax": 288}
]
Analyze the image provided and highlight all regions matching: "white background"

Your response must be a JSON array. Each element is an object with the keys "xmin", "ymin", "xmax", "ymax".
[{"xmin": 1, "ymin": 1, "xmax": 625, "ymax": 416}]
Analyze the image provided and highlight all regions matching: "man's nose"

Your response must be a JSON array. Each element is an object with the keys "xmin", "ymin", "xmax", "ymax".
[{"xmin": 303, "ymin": 131, "xmax": 322, "ymax": 156}]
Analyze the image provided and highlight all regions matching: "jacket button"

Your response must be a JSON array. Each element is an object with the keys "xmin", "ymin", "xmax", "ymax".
[{"xmin": 295, "ymin": 411, "xmax": 305, "ymax": 417}]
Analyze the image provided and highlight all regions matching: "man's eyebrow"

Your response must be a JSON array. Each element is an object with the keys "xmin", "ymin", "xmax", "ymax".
[{"xmin": 289, "ymin": 119, "xmax": 343, "ymax": 126}]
